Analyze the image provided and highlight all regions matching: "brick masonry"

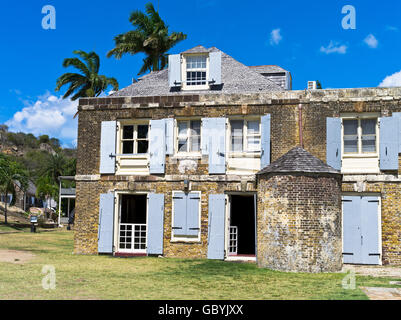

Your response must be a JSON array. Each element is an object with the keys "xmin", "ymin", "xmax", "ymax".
[
  {"xmin": 257, "ymin": 173, "xmax": 342, "ymax": 273},
  {"xmin": 75, "ymin": 87, "xmax": 401, "ymax": 266}
]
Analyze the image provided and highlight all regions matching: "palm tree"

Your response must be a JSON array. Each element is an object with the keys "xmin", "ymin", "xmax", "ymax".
[
  {"xmin": 36, "ymin": 176, "xmax": 58, "ymax": 217},
  {"xmin": 107, "ymin": 2, "xmax": 187, "ymax": 75},
  {"xmin": 42, "ymin": 153, "xmax": 67, "ymax": 187},
  {"xmin": 0, "ymin": 155, "xmax": 28, "ymax": 224},
  {"xmin": 56, "ymin": 50, "xmax": 119, "ymax": 100}
]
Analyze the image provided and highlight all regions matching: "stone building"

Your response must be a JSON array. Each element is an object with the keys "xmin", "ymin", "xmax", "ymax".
[{"xmin": 74, "ymin": 45, "xmax": 401, "ymax": 269}]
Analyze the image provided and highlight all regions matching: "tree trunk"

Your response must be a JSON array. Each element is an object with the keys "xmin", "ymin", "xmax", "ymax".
[{"xmin": 4, "ymin": 197, "xmax": 7, "ymax": 224}]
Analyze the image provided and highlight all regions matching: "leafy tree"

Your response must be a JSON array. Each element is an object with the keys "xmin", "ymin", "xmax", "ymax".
[
  {"xmin": 55, "ymin": 50, "xmax": 119, "ymax": 100},
  {"xmin": 316, "ymin": 80, "xmax": 322, "ymax": 89},
  {"xmin": 36, "ymin": 176, "xmax": 58, "ymax": 211},
  {"xmin": 42, "ymin": 153, "xmax": 67, "ymax": 186},
  {"xmin": 39, "ymin": 135, "xmax": 50, "ymax": 144},
  {"xmin": 107, "ymin": 2, "xmax": 187, "ymax": 75},
  {"xmin": 0, "ymin": 154, "xmax": 28, "ymax": 224}
]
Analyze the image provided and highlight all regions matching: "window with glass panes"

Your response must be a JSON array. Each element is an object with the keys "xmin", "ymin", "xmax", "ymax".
[
  {"xmin": 343, "ymin": 118, "xmax": 377, "ymax": 154},
  {"xmin": 230, "ymin": 119, "xmax": 261, "ymax": 152},
  {"xmin": 121, "ymin": 124, "xmax": 149, "ymax": 154},
  {"xmin": 177, "ymin": 120, "xmax": 201, "ymax": 153},
  {"xmin": 185, "ymin": 55, "xmax": 207, "ymax": 86}
]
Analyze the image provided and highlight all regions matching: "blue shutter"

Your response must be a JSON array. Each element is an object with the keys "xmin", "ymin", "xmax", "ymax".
[
  {"xmin": 209, "ymin": 52, "xmax": 222, "ymax": 85},
  {"xmin": 168, "ymin": 54, "xmax": 181, "ymax": 87},
  {"xmin": 207, "ymin": 194, "xmax": 226, "ymax": 260},
  {"xmin": 99, "ymin": 121, "xmax": 117, "ymax": 174},
  {"xmin": 392, "ymin": 112, "xmax": 401, "ymax": 152},
  {"xmin": 208, "ymin": 118, "xmax": 226, "ymax": 174},
  {"xmin": 360, "ymin": 196, "xmax": 380, "ymax": 264},
  {"xmin": 149, "ymin": 119, "xmax": 166, "ymax": 174},
  {"xmin": 165, "ymin": 118, "xmax": 174, "ymax": 155},
  {"xmin": 173, "ymin": 192, "xmax": 187, "ymax": 236},
  {"xmin": 201, "ymin": 118, "xmax": 212, "ymax": 155},
  {"xmin": 98, "ymin": 193, "xmax": 115, "ymax": 253},
  {"xmin": 380, "ymin": 116, "xmax": 399, "ymax": 170},
  {"xmin": 326, "ymin": 117, "xmax": 342, "ymax": 170},
  {"xmin": 147, "ymin": 193, "xmax": 165, "ymax": 255},
  {"xmin": 261, "ymin": 114, "xmax": 271, "ymax": 169},
  {"xmin": 186, "ymin": 193, "xmax": 200, "ymax": 236},
  {"xmin": 342, "ymin": 196, "xmax": 360, "ymax": 264}
]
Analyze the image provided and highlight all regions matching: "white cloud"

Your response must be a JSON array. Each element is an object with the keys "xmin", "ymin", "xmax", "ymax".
[
  {"xmin": 320, "ymin": 41, "xmax": 347, "ymax": 54},
  {"xmin": 270, "ymin": 28, "xmax": 282, "ymax": 46},
  {"xmin": 379, "ymin": 70, "xmax": 401, "ymax": 87},
  {"xmin": 364, "ymin": 34, "xmax": 378, "ymax": 48},
  {"xmin": 6, "ymin": 92, "xmax": 78, "ymax": 147}
]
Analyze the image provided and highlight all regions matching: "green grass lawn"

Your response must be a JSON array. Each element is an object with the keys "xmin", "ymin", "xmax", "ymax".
[{"xmin": 0, "ymin": 230, "xmax": 398, "ymax": 300}]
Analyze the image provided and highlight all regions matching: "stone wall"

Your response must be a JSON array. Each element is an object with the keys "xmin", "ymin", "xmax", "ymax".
[
  {"xmin": 257, "ymin": 173, "xmax": 342, "ymax": 273},
  {"xmin": 75, "ymin": 87, "xmax": 401, "ymax": 265}
]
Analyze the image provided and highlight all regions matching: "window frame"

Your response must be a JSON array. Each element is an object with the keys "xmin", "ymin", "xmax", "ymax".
[
  {"xmin": 175, "ymin": 119, "xmax": 202, "ymax": 155},
  {"xmin": 181, "ymin": 54, "xmax": 210, "ymax": 91},
  {"xmin": 171, "ymin": 190, "xmax": 202, "ymax": 243},
  {"xmin": 341, "ymin": 113, "xmax": 380, "ymax": 158},
  {"xmin": 228, "ymin": 117, "xmax": 262, "ymax": 156},
  {"xmin": 118, "ymin": 120, "xmax": 150, "ymax": 157}
]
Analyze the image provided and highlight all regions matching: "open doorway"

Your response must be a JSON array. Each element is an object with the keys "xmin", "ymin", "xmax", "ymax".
[
  {"xmin": 227, "ymin": 194, "xmax": 256, "ymax": 258},
  {"xmin": 118, "ymin": 194, "xmax": 147, "ymax": 254}
]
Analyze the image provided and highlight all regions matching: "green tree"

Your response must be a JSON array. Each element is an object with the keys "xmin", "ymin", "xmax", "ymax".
[
  {"xmin": 316, "ymin": 80, "xmax": 322, "ymax": 89},
  {"xmin": 107, "ymin": 2, "xmax": 187, "ymax": 75},
  {"xmin": 55, "ymin": 50, "xmax": 119, "ymax": 100},
  {"xmin": 36, "ymin": 176, "xmax": 58, "ymax": 212},
  {"xmin": 42, "ymin": 153, "xmax": 67, "ymax": 186},
  {"xmin": 0, "ymin": 155, "xmax": 28, "ymax": 224}
]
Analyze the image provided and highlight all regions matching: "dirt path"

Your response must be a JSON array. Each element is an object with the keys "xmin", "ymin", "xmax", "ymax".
[
  {"xmin": 342, "ymin": 265, "xmax": 401, "ymax": 278},
  {"xmin": 0, "ymin": 249, "xmax": 36, "ymax": 264}
]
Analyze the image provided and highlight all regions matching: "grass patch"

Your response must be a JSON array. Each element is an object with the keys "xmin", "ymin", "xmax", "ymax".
[{"xmin": 0, "ymin": 231, "xmax": 398, "ymax": 300}]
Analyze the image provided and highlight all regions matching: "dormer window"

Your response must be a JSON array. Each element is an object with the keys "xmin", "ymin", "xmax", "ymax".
[
  {"xmin": 185, "ymin": 56, "xmax": 207, "ymax": 86},
  {"xmin": 168, "ymin": 49, "xmax": 221, "ymax": 90},
  {"xmin": 182, "ymin": 54, "xmax": 209, "ymax": 90}
]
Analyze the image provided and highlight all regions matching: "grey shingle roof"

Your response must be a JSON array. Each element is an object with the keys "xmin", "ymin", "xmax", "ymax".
[
  {"xmin": 249, "ymin": 65, "xmax": 288, "ymax": 74},
  {"xmin": 257, "ymin": 146, "xmax": 341, "ymax": 175},
  {"xmin": 111, "ymin": 46, "xmax": 283, "ymax": 97}
]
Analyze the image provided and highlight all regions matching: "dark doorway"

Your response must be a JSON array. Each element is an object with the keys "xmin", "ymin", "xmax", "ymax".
[
  {"xmin": 229, "ymin": 195, "xmax": 256, "ymax": 256},
  {"xmin": 120, "ymin": 194, "xmax": 147, "ymax": 224}
]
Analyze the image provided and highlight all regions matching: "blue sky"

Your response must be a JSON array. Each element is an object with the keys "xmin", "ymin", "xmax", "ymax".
[{"xmin": 1, "ymin": 0, "xmax": 401, "ymax": 146}]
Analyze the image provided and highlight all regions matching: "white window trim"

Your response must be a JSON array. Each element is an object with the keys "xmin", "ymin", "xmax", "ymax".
[
  {"xmin": 171, "ymin": 190, "xmax": 202, "ymax": 243},
  {"xmin": 175, "ymin": 119, "xmax": 202, "ymax": 155},
  {"xmin": 341, "ymin": 113, "xmax": 380, "ymax": 158},
  {"xmin": 227, "ymin": 117, "xmax": 262, "ymax": 157},
  {"xmin": 181, "ymin": 54, "xmax": 210, "ymax": 91},
  {"xmin": 113, "ymin": 191, "xmax": 149, "ymax": 255},
  {"xmin": 118, "ymin": 120, "xmax": 150, "ymax": 158}
]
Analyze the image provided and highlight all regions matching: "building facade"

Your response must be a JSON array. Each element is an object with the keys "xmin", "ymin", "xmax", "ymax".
[{"xmin": 74, "ymin": 46, "xmax": 401, "ymax": 268}]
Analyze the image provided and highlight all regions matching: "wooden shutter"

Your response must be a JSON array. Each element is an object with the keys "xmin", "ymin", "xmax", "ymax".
[
  {"xmin": 261, "ymin": 114, "xmax": 271, "ymax": 169},
  {"xmin": 342, "ymin": 196, "xmax": 360, "ymax": 264},
  {"xmin": 208, "ymin": 118, "xmax": 226, "ymax": 174},
  {"xmin": 99, "ymin": 121, "xmax": 117, "ymax": 174},
  {"xmin": 209, "ymin": 52, "xmax": 222, "ymax": 85},
  {"xmin": 207, "ymin": 194, "xmax": 226, "ymax": 260},
  {"xmin": 201, "ymin": 118, "xmax": 212, "ymax": 155},
  {"xmin": 360, "ymin": 196, "xmax": 380, "ymax": 264},
  {"xmin": 147, "ymin": 193, "xmax": 165, "ymax": 255},
  {"xmin": 149, "ymin": 119, "xmax": 166, "ymax": 174},
  {"xmin": 165, "ymin": 118, "xmax": 174, "ymax": 155},
  {"xmin": 326, "ymin": 117, "xmax": 342, "ymax": 170},
  {"xmin": 186, "ymin": 193, "xmax": 200, "ymax": 236},
  {"xmin": 98, "ymin": 193, "xmax": 115, "ymax": 253},
  {"xmin": 168, "ymin": 54, "xmax": 181, "ymax": 87},
  {"xmin": 172, "ymin": 192, "xmax": 187, "ymax": 236},
  {"xmin": 380, "ymin": 116, "xmax": 399, "ymax": 170},
  {"xmin": 392, "ymin": 112, "xmax": 401, "ymax": 152}
]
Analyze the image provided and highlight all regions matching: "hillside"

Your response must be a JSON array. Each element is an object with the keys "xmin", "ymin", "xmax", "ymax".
[{"xmin": 0, "ymin": 124, "xmax": 76, "ymax": 183}]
